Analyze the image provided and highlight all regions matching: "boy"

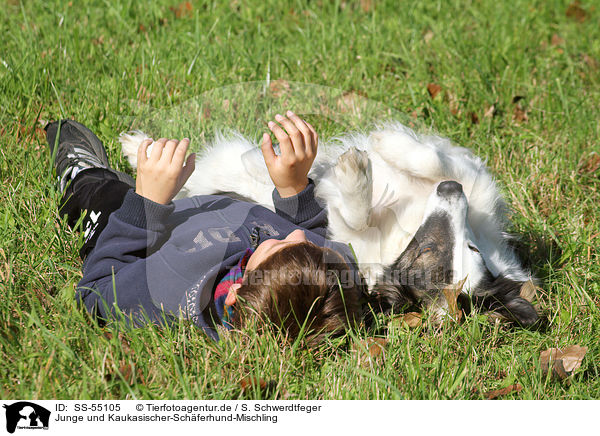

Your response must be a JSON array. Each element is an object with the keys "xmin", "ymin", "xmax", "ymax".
[{"xmin": 48, "ymin": 113, "xmax": 364, "ymax": 345}]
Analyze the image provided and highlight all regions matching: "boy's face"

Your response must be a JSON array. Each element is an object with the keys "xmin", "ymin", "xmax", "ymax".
[{"xmin": 224, "ymin": 229, "xmax": 307, "ymax": 306}]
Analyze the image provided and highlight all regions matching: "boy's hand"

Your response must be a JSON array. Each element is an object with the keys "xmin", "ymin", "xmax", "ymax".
[
  {"xmin": 261, "ymin": 111, "xmax": 318, "ymax": 198},
  {"xmin": 135, "ymin": 138, "xmax": 195, "ymax": 205}
]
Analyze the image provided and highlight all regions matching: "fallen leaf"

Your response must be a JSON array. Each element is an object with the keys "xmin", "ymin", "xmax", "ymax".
[
  {"xmin": 442, "ymin": 276, "xmax": 467, "ymax": 322},
  {"xmin": 578, "ymin": 151, "xmax": 600, "ymax": 174},
  {"xmin": 360, "ymin": 0, "xmax": 373, "ymax": 12},
  {"xmin": 423, "ymin": 30, "xmax": 434, "ymax": 44},
  {"xmin": 170, "ymin": 1, "xmax": 193, "ymax": 18},
  {"xmin": 0, "ymin": 248, "xmax": 12, "ymax": 285},
  {"xmin": 353, "ymin": 337, "xmax": 388, "ymax": 360},
  {"xmin": 519, "ymin": 280, "xmax": 539, "ymax": 302},
  {"xmin": 566, "ymin": 1, "xmax": 588, "ymax": 22},
  {"xmin": 484, "ymin": 384, "xmax": 523, "ymax": 400},
  {"xmin": 91, "ymin": 35, "xmax": 105, "ymax": 45},
  {"xmin": 268, "ymin": 79, "xmax": 290, "ymax": 98},
  {"xmin": 240, "ymin": 377, "xmax": 267, "ymax": 391},
  {"xmin": 583, "ymin": 54, "xmax": 598, "ymax": 70},
  {"xmin": 468, "ymin": 111, "xmax": 479, "ymax": 124},
  {"xmin": 239, "ymin": 377, "xmax": 283, "ymax": 398},
  {"xmin": 540, "ymin": 345, "xmax": 588, "ymax": 379},
  {"xmin": 513, "ymin": 105, "xmax": 528, "ymax": 123},
  {"xmin": 336, "ymin": 91, "xmax": 364, "ymax": 116},
  {"xmin": 119, "ymin": 363, "xmax": 136, "ymax": 384},
  {"xmin": 393, "ymin": 312, "xmax": 422, "ymax": 328},
  {"xmin": 483, "ymin": 104, "xmax": 496, "ymax": 118},
  {"xmin": 551, "ymin": 34, "xmax": 565, "ymax": 46},
  {"xmin": 447, "ymin": 92, "xmax": 459, "ymax": 115},
  {"xmin": 427, "ymin": 83, "xmax": 442, "ymax": 99},
  {"xmin": 202, "ymin": 103, "xmax": 211, "ymax": 120}
]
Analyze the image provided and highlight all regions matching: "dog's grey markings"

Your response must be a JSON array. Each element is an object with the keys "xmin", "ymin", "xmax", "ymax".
[{"xmin": 373, "ymin": 211, "xmax": 455, "ymax": 312}]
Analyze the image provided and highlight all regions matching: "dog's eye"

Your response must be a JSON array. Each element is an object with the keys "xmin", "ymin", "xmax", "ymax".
[
  {"xmin": 467, "ymin": 243, "xmax": 480, "ymax": 253},
  {"xmin": 417, "ymin": 246, "xmax": 432, "ymax": 257}
]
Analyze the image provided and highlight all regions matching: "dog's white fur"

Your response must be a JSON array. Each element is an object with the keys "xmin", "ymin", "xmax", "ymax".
[{"xmin": 120, "ymin": 123, "xmax": 530, "ymax": 293}]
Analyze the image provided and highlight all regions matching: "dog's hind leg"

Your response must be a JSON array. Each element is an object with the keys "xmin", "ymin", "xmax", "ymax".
[
  {"xmin": 316, "ymin": 147, "xmax": 372, "ymax": 233},
  {"xmin": 369, "ymin": 129, "xmax": 448, "ymax": 180}
]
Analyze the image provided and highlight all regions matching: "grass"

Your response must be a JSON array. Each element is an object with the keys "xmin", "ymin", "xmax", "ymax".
[{"xmin": 0, "ymin": 0, "xmax": 599, "ymax": 399}]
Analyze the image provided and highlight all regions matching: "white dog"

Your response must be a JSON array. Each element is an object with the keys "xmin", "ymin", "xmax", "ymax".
[{"xmin": 120, "ymin": 122, "xmax": 538, "ymax": 325}]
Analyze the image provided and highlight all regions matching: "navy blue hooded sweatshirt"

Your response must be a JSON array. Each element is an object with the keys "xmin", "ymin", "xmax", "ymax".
[{"xmin": 77, "ymin": 179, "xmax": 360, "ymax": 340}]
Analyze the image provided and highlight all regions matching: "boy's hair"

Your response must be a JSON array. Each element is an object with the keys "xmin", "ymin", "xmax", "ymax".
[{"xmin": 233, "ymin": 242, "xmax": 362, "ymax": 346}]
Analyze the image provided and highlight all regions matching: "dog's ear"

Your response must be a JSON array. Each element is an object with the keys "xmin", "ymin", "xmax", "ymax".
[
  {"xmin": 499, "ymin": 296, "xmax": 539, "ymax": 326},
  {"xmin": 364, "ymin": 282, "xmax": 418, "ymax": 316},
  {"xmin": 476, "ymin": 276, "xmax": 539, "ymax": 326}
]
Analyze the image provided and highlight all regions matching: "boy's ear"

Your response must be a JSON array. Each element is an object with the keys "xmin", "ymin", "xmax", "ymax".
[{"xmin": 225, "ymin": 283, "xmax": 242, "ymax": 306}]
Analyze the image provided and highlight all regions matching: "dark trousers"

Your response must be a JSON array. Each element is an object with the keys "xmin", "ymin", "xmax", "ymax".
[{"xmin": 61, "ymin": 168, "xmax": 134, "ymax": 259}]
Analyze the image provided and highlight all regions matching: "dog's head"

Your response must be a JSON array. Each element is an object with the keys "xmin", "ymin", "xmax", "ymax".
[{"xmin": 372, "ymin": 181, "xmax": 538, "ymax": 326}]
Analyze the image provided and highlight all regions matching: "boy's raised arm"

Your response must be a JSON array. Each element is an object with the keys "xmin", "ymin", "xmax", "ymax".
[
  {"xmin": 135, "ymin": 137, "xmax": 196, "ymax": 204},
  {"xmin": 261, "ymin": 111, "xmax": 318, "ymax": 198},
  {"xmin": 261, "ymin": 111, "xmax": 328, "ymax": 234}
]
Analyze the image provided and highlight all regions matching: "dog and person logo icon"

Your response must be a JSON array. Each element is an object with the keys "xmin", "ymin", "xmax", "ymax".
[{"xmin": 2, "ymin": 402, "xmax": 50, "ymax": 434}]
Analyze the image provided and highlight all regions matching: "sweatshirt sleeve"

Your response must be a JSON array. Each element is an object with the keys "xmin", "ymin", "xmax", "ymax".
[
  {"xmin": 75, "ymin": 189, "xmax": 176, "ymax": 325},
  {"xmin": 271, "ymin": 178, "xmax": 328, "ymax": 236}
]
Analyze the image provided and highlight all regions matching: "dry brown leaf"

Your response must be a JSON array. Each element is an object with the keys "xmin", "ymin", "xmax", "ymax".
[
  {"xmin": 442, "ymin": 276, "xmax": 467, "ymax": 322},
  {"xmin": 393, "ymin": 312, "xmax": 423, "ymax": 328},
  {"xmin": 202, "ymin": 103, "xmax": 211, "ymax": 120},
  {"xmin": 0, "ymin": 248, "xmax": 11, "ymax": 285},
  {"xmin": 360, "ymin": 0, "xmax": 373, "ymax": 12},
  {"xmin": 551, "ymin": 34, "xmax": 565, "ymax": 46},
  {"xmin": 578, "ymin": 152, "xmax": 600, "ymax": 174},
  {"xmin": 336, "ymin": 91, "xmax": 366, "ymax": 117},
  {"xmin": 566, "ymin": 1, "xmax": 588, "ymax": 22},
  {"xmin": 119, "ymin": 363, "xmax": 135, "ymax": 384},
  {"xmin": 105, "ymin": 362, "xmax": 141, "ymax": 384},
  {"xmin": 519, "ymin": 280, "xmax": 538, "ymax": 302},
  {"xmin": 484, "ymin": 384, "xmax": 523, "ymax": 400},
  {"xmin": 513, "ymin": 105, "xmax": 528, "ymax": 123},
  {"xmin": 170, "ymin": 1, "xmax": 193, "ymax": 18},
  {"xmin": 483, "ymin": 104, "xmax": 496, "ymax": 118},
  {"xmin": 468, "ymin": 111, "xmax": 479, "ymax": 124},
  {"xmin": 583, "ymin": 54, "xmax": 598, "ymax": 70},
  {"xmin": 540, "ymin": 345, "xmax": 588, "ymax": 379},
  {"xmin": 447, "ymin": 92, "xmax": 459, "ymax": 115},
  {"xmin": 423, "ymin": 30, "xmax": 434, "ymax": 44},
  {"xmin": 268, "ymin": 79, "xmax": 290, "ymax": 98},
  {"xmin": 240, "ymin": 376, "xmax": 267, "ymax": 391},
  {"xmin": 353, "ymin": 337, "xmax": 388, "ymax": 360},
  {"xmin": 91, "ymin": 35, "xmax": 105, "ymax": 46},
  {"xmin": 427, "ymin": 83, "xmax": 442, "ymax": 99}
]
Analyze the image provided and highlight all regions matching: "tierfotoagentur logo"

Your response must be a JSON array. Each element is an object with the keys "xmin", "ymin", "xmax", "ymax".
[{"xmin": 2, "ymin": 402, "xmax": 50, "ymax": 434}]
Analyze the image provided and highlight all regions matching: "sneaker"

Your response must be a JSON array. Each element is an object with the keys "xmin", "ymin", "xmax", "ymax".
[{"xmin": 46, "ymin": 119, "xmax": 134, "ymax": 191}]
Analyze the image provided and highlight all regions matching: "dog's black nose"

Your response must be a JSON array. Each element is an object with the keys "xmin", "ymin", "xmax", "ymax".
[{"xmin": 437, "ymin": 181, "xmax": 463, "ymax": 197}]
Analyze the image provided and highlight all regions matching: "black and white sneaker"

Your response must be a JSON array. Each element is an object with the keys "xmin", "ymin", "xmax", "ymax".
[{"xmin": 46, "ymin": 119, "xmax": 134, "ymax": 191}]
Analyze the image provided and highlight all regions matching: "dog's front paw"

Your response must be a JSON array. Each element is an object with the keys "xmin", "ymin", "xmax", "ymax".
[{"xmin": 332, "ymin": 147, "xmax": 372, "ymax": 231}]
